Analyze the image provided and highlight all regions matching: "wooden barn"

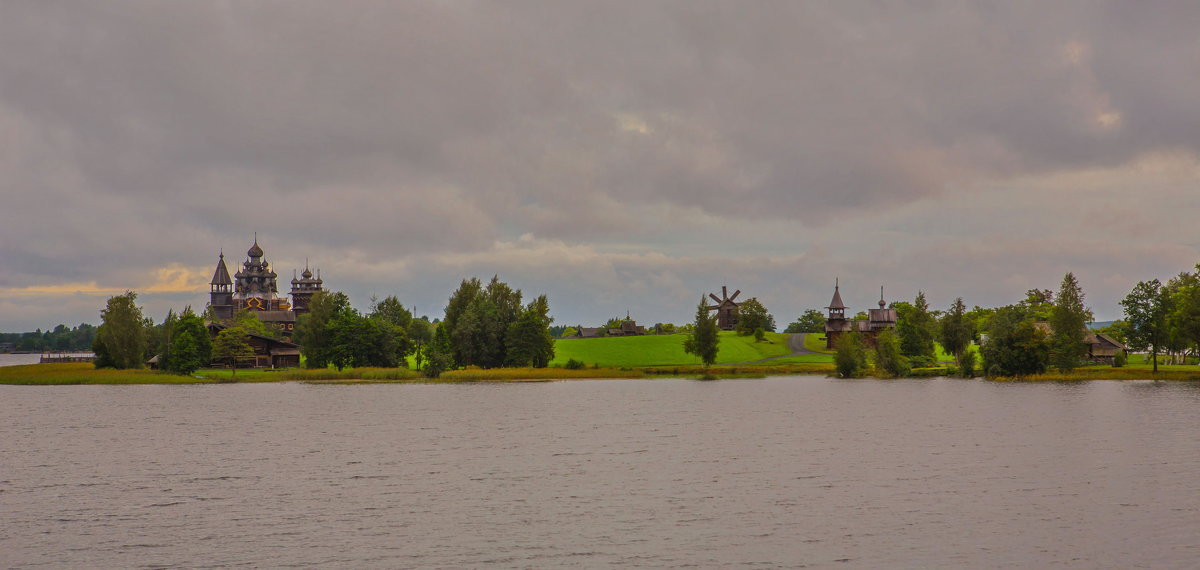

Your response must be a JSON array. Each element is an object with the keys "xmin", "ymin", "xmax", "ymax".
[{"xmin": 206, "ymin": 323, "xmax": 301, "ymax": 369}]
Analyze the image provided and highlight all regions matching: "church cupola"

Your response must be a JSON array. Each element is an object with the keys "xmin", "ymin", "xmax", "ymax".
[
  {"xmin": 247, "ymin": 237, "xmax": 264, "ymax": 260},
  {"xmin": 827, "ymin": 278, "xmax": 847, "ymax": 320},
  {"xmin": 290, "ymin": 259, "xmax": 324, "ymax": 315}
]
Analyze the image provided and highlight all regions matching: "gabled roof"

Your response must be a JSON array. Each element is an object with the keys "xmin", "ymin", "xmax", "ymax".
[{"xmin": 211, "ymin": 253, "xmax": 233, "ymax": 285}]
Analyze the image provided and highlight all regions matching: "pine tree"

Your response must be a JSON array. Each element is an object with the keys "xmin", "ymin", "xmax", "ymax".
[
  {"xmin": 683, "ymin": 296, "xmax": 720, "ymax": 367},
  {"xmin": 897, "ymin": 291, "xmax": 937, "ymax": 363},
  {"xmin": 1049, "ymin": 272, "xmax": 1091, "ymax": 372}
]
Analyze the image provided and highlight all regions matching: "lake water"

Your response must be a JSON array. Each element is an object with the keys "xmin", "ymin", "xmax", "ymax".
[{"xmin": 2, "ymin": 377, "xmax": 1198, "ymax": 568}]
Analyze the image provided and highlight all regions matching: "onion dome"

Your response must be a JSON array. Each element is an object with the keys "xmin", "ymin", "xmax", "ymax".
[
  {"xmin": 247, "ymin": 237, "xmax": 264, "ymax": 259},
  {"xmin": 291, "ymin": 270, "xmax": 300, "ymax": 286}
]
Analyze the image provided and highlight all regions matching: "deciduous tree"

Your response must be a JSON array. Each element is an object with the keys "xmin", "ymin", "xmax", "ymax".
[
  {"xmin": 939, "ymin": 298, "xmax": 974, "ymax": 368},
  {"xmin": 93, "ymin": 291, "xmax": 148, "ymax": 369},
  {"xmin": 783, "ymin": 309, "xmax": 825, "ymax": 334},
  {"xmin": 872, "ymin": 329, "xmax": 910, "ymax": 378},
  {"xmin": 896, "ymin": 291, "xmax": 937, "ymax": 363},
  {"xmin": 212, "ymin": 326, "xmax": 254, "ymax": 377},
  {"xmin": 1121, "ymin": 279, "xmax": 1168, "ymax": 373},
  {"xmin": 834, "ymin": 332, "xmax": 868, "ymax": 378},
  {"xmin": 296, "ymin": 290, "xmax": 352, "ymax": 369},
  {"xmin": 167, "ymin": 307, "xmax": 211, "ymax": 375},
  {"xmin": 505, "ymin": 295, "xmax": 555, "ymax": 368},
  {"xmin": 735, "ymin": 298, "xmax": 775, "ymax": 336},
  {"xmin": 981, "ymin": 306, "xmax": 1049, "ymax": 377}
]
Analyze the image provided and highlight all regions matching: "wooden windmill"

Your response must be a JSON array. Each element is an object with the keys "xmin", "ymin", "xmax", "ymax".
[{"xmin": 708, "ymin": 286, "xmax": 741, "ymax": 331}]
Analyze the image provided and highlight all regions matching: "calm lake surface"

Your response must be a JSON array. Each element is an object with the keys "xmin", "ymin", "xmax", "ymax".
[{"xmin": 2, "ymin": 377, "xmax": 1198, "ymax": 568}]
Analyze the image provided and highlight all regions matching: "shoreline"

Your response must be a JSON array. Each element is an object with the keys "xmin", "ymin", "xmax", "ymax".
[{"xmin": 3, "ymin": 362, "xmax": 1200, "ymax": 385}]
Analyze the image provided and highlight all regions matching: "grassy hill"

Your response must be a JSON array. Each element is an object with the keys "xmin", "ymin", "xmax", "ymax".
[{"xmin": 550, "ymin": 331, "xmax": 796, "ymax": 368}]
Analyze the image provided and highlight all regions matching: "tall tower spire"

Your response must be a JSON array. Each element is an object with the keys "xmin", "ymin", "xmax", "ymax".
[{"xmin": 209, "ymin": 250, "xmax": 235, "ymax": 321}]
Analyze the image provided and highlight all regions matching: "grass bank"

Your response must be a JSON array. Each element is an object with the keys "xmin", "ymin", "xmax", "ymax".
[
  {"xmin": 551, "ymin": 331, "xmax": 795, "ymax": 367},
  {"xmin": 991, "ymin": 364, "xmax": 1200, "ymax": 382}
]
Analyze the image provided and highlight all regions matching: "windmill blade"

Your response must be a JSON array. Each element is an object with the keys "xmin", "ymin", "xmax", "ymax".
[
  {"xmin": 709, "ymin": 293, "xmax": 723, "ymax": 304},
  {"xmin": 729, "ymin": 290, "xmax": 741, "ymax": 302}
]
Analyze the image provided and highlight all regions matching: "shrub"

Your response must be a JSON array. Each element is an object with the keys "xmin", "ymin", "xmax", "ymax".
[
  {"xmin": 1112, "ymin": 350, "xmax": 1127, "ymax": 368},
  {"xmin": 834, "ymin": 333, "xmax": 868, "ymax": 378},
  {"xmin": 873, "ymin": 329, "xmax": 911, "ymax": 378},
  {"xmin": 960, "ymin": 349, "xmax": 977, "ymax": 378},
  {"xmin": 909, "ymin": 355, "xmax": 938, "ymax": 368},
  {"xmin": 564, "ymin": 358, "xmax": 585, "ymax": 370}
]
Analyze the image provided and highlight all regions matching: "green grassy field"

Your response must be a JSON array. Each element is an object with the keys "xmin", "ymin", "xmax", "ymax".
[
  {"xmin": 8, "ymin": 340, "xmax": 1199, "ymax": 385},
  {"xmin": 550, "ymin": 331, "xmax": 795, "ymax": 367}
]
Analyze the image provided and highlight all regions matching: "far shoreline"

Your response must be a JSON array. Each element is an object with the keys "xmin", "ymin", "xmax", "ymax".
[{"xmin": 3, "ymin": 362, "xmax": 1200, "ymax": 385}]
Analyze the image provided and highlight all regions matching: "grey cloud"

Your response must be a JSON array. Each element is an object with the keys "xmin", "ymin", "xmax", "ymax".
[{"xmin": 3, "ymin": 1, "xmax": 1199, "ymax": 330}]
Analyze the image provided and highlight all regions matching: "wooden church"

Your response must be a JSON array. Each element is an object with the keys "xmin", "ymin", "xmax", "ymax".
[
  {"xmin": 208, "ymin": 237, "xmax": 324, "ymax": 338},
  {"xmin": 823, "ymin": 280, "xmax": 898, "ymax": 348}
]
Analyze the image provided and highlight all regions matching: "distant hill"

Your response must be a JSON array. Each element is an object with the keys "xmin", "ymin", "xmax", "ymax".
[{"xmin": 1087, "ymin": 321, "xmax": 1117, "ymax": 330}]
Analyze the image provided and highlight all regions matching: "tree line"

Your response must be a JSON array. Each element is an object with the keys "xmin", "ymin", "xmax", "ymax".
[
  {"xmin": 0, "ymin": 324, "xmax": 96, "ymax": 352},
  {"xmin": 89, "ymin": 275, "xmax": 554, "ymax": 378}
]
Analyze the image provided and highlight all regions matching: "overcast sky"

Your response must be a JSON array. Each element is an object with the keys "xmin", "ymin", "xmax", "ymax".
[{"xmin": 3, "ymin": 1, "xmax": 1199, "ymax": 332}]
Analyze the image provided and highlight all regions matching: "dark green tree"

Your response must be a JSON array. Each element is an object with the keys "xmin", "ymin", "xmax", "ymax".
[
  {"xmin": 896, "ymin": 291, "xmax": 937, "ymax": 363},
  {"xmin": 1121, "ymin": 279, "xmax": 1168, "ymax": 373},
  {"xmin": 168, "ymin": 331, "xmax": 204, "ymax": 376},
  {"xmin": 735, "ymin": 298, "xmax": 775, "ymax": 336},
  {"xmin": 505, "ymin": 295, "xmax": 555, "ymax": 368},
  {"xmin": 872, "ymin": 328, "xmax": 910, "ymax": 378},
  {"xmin": 295, "ymin": 290, "xmax": 352, "ymax": 369},
  {"xmin": 683, "ymin": 296, "xmax": 720, "ymax": 367},
  {"xmin": 423, "ymin": 324, "xmax": 454, "ymax": 378},
  {"xmin": 212, "ymin": 326, "xmax": 254, "ymax": 378},
  {"xmin": 442, "ymin": 276, "xmax": 527, "ymax": 368},
  {"xmin": 167, "ymin": 307, "xmax": 211, "ymax": 374},
  {"xmin": 783, "ymin": 309, "xmax": 825, "ymax": 334},
  {"xmin": 232, "ymin": 308, "xmax": 273, "ymax": 338},
  {"xmin": 833, "ymin": 332, "xmax": 868, "ymax": 378},
  {"xmin": 408, "ymin": 318, "xmax": 434, "ymax": 370},
  {"xmin": 93, "ymin": 291, "xmax": 148, "ymax": 369},
  {"xmin": 981, "ymin": 306, "xmax": 1049, "ymax": 377},
  {"xmin": 939, "ymin": 297, "xmax": 974, "ymax": 368},
  {"xmin": 1160, "ymin": 271, "xmax": 1197, "ymax": 364},
  {"xmin": 369, "ymin": 295, "xmax": 413, "ymax": 365},
  {"xmin": 157, "ymin": 309, "xmax": 178, "ymax": 371},
  {"xmin": 1048, "ymin": 272, "xmax": 1091, "ymax": 372},
  {"xmin": 1022, "ymin": 288, "xmax": 1057, "ymax": 321}
]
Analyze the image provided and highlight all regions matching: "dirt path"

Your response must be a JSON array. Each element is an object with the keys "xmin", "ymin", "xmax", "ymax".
[{"xmin": 734, "ymin": 333, "xmax": 820, "ymax": 365}]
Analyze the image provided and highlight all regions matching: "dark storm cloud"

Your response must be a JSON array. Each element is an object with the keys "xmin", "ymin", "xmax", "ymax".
[{"xmin": 2, "ymin": 1, "xmax": 1199, "ymax": 330}]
